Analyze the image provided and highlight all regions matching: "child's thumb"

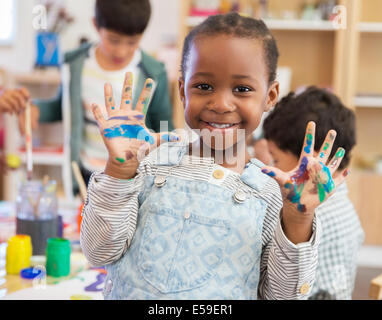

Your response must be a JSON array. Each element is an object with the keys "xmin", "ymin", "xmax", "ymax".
[{"xmin": 261, "ymin": 166, "xmax": 288, "ymax": 187}]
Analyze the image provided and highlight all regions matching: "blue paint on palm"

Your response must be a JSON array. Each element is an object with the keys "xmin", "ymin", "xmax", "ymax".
[
  {"xmin": 321, "ymin": 165, "xmax": 335, "ymax": 193},
  {"xmin": 103, "ymin": 124, "xmax": 155, "ymax": 144}
]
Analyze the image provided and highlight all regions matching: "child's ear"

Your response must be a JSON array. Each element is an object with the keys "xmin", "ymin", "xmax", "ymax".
[
  {"xmin": 178, "ymin": 77, "xmax": 186, "ymax": 108},
  {"xmin": 265, "ymin": 81, "xmax": 279, "ymax": 112},
  {"xmin": 92, "ymin": 17, "xmax": 99, "ymax": 32}
]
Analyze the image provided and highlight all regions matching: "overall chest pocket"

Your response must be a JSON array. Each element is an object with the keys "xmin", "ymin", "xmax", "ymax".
[{"xmin": 138, "ymin": 203, "xmax": 231, "ymax": 294}]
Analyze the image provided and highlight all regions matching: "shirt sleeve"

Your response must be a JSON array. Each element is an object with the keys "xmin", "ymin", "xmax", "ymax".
[
  {"xmin": 258, "ymin": 188, "xmax": 321, "ymax": 300},
  {"xmin": 80, "ymin": 171, "xmax": 144, "ymax": 267}
]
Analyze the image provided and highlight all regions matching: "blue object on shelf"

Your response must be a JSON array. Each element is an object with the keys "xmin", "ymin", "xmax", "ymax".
[{"xmin": 36, "ymin": 32, "xmax": 61, "ymax": 67}]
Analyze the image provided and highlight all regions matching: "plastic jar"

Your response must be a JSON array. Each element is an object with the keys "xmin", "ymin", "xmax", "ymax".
[
  {"xmin": 16, "ymin": 180, "xmax": 58, "ymax": 255},
  {"xmin": 6, "ymin": 235, "xmax": 32, "ymax": 275},
  {"xmin": 46, "ymin": 238, "xmax": 71, "ymax": 277}
]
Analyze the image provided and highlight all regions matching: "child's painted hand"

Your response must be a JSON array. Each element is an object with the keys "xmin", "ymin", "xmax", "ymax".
[
  {"xmin": 92, "ymin": 72, "xmax": 179, "ymax": 180},
  {"xmin": 261, "ymin": 122, "xmax": 349, "ymax": 243}
]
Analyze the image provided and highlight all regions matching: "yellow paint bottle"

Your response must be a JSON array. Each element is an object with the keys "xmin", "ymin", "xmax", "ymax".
[{"xmin": 6, "ymin": 235, "xmax": 32, "ymax": 275}]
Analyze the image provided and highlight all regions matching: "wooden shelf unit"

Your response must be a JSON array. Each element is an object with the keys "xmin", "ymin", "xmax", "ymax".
[{"xmin": 175, "ymin": 0, "xmax": 382, "ymax": 245}]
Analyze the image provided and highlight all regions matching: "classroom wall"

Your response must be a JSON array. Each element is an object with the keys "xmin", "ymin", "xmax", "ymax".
[
  {"xmin": 0, "ymin": 0, "xmax": 180, "ymax": 73},
  {"xmin": 0, "ymin": 0, "xmax": 35, "ymax": 73}
]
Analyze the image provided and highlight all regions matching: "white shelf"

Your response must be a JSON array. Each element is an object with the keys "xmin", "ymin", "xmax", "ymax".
[
  {"xmin": 186, "ymin": 16, "xmax": 336, "ymax": 31},
  {"xmin": 20, "ymin": 152, "xmax": 65, "ymax": 166},
  {"xmin": 354, "ymin": 95, "xmax": 382, "ymax": 108},
  {"xmin": 264, "ymin": 19, "xmax": 336, "ymax": 31},
  {"xmin": 359, "ymin": 22, "xmax": 382, "ymax": 33}
]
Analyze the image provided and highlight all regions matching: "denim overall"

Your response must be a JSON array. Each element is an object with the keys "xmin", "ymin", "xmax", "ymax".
[{"xmin": 103, "ymin": 143, "xmax": 273, "ymax": 300}]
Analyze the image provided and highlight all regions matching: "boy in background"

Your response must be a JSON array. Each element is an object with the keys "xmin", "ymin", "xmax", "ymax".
[
  {"xmin": 263, "ymin": 86, "xmax": 364, "ymax": 299},
  {"xmin": 19, "ymin": 0, "xmax": 174, "ymax": 190}
]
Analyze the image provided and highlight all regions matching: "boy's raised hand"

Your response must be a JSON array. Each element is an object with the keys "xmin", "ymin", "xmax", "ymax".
[
  {"xmin": 261, "ymin": 122, "xmax": 349, "ymax": 242},
  {"xmin": 92, "ymin": 72, "xmax": 179, "ymax": 180}
]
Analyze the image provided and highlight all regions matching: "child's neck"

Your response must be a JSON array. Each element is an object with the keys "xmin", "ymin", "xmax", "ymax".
[{"xmin": 189, "ymin": 139, "xmax": 251, "ymax": 174}]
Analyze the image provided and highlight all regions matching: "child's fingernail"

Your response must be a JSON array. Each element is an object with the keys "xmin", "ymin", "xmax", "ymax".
[
  {"xmin": 262, "ymin": 168, "xmax": 276, "ymax": 177},
  {"xmin": 161, "ymin": 134, "xmax": 179, "ymax": 142},
  {"xmin": 343, "ymin": 168, "xmax": 350, "ymax": 177}
]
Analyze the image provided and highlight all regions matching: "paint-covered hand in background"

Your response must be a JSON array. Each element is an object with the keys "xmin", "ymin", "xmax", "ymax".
[
  {"xmin": 92, "ymin": 72, "xmax": 179, "ymax": 180},
  {"xmin": 261, "ymin": 121, "xmax": 349, "ymax": 244}
]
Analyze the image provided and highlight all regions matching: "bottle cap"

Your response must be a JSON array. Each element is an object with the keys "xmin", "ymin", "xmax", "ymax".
[{"xmin": 20, "ymin": 267, "xmax": 45, "ymax": 279}]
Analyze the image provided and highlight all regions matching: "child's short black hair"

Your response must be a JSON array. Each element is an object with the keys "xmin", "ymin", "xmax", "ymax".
[
  {"xmin": 95, "ymin": 0, "xmax": 151, "ymax": 36},
  {"xmin": 181, "ymin": 12, "xmax": 279, "ymax": 83},
  {"xmin": 263, "ymin": 86, "xmax": 356, "ymax": 169}
]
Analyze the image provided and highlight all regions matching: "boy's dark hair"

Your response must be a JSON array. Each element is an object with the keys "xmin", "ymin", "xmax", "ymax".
[
  {"xmin": 95, "ymin": 0, "xmax": 151, "ymax": 36},
  {"xmin": 263, "ymin": 86, "xmax": 356, "ymax": 169},
  {"xmin": 181, "ymin": 12, "xmax": 279, "ymax": 83}
]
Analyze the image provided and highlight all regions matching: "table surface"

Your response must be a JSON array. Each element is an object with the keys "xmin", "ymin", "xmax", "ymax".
[{"xmin": 0, "ymin": 207, "xmax": 105, "ymax": 300}]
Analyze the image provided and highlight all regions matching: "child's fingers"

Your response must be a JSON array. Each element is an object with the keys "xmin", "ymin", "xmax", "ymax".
[
  {"xmin": 327, "ymin": 147, "xmax": 346, "ymax": 175},
  {"xmin": 18, "ymin": 87, "xmax": 30, "ymax": 100},
  {"xmin": 299, "ymin": 121, "xmax": 316, "ymax": 162},
  {"xmin": 155, "ymin": 132, "xmax": 181, "ymax": 147},
  {"xmin": 261, "ymin": 166, "xmax": 289, "ymax": 188},
  {"xmin": 317, "ymin": 130, "xmax": 337, "ymax": 164},
  {"xmin": 104, "ymin": 83, "xmax": 117, "ymax": 116},
  {"xmin": 135, "ymin": 79, "xmax": 155, "ymax": 116},
  {"xmin": 91, "ymin": 103, "xmax": 106, "ymax": 128},
  {"xmin": 120, "ymin": 72, "xmax": 134, "ymax": 111}
]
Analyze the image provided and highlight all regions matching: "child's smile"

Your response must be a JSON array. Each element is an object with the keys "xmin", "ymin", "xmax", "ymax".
[{"xmin": 179, "ymin": 34, "xmax": 279, "ymax": 156}]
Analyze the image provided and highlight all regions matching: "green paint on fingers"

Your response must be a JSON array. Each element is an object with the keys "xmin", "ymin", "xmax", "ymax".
[
  {"xmin": 335, "ymin": 148, "xmax": 345, "ymax": 158},
  {"xmin": 142, "ymin": 97, "xmax": 150, "ymax": 115},
  {"xmin": 116, "ymin": 157, "xmax": 125, "ymax": 163}
]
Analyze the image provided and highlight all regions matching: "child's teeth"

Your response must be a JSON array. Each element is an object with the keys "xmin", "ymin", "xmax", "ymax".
[{"xmin": 209, "ymin": 122, "xmax": 233, "ymax": 128}]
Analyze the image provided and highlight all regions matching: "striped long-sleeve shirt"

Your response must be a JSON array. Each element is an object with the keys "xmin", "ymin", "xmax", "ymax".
[
  {"xmin": 308, "ymin": 182, "xmax": 364, "ymax": 300},
  {"xmin": 80, "ymin": 144, "xmax": 321, "ymax": 300}
]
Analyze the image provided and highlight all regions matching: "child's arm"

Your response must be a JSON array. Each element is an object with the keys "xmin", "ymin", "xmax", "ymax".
[
  {"xmin": 80, "ymin": 172, "xmax": 143, "ymax": 267},
  {"xmin": 258, "ymin": 121, "xmax": 348, "ymax": 299},
  {"xmin": 80, "ymin": 72, "xmax": 179, "ymax": 267},
  {"xmin": 258, "ymin": 194, "xmax": 320, "ymax": 300}
]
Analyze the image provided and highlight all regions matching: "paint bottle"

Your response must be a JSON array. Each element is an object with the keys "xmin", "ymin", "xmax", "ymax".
[
  {"xmin": 6, "ymin": 235, "xmax": 32, "ymax": 275},
  {"xmin": 46, "ymin": 238, "xmax": 71, "ymax": 277},
  {"xmin": 16, "ymin": 180, "xmax": 59, "ymax": 255}
]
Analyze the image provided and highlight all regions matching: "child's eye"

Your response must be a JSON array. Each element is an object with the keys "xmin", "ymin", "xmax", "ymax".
[
  {"xmin": 233, "ymin": 86, "xmax": 252, "ymax": 93},
  {"xmin": 196, "ymin": 84, "xmax": 213, "ymax": 91}
]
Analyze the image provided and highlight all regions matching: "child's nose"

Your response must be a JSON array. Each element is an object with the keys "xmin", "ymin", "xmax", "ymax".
[
  {"xmin": 115, "ymin": 46, "xmax": 130, "ymax": 59},
  {"xmin": 207, "ymin": 93, "xmax": 235, "ymax": 113}
]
